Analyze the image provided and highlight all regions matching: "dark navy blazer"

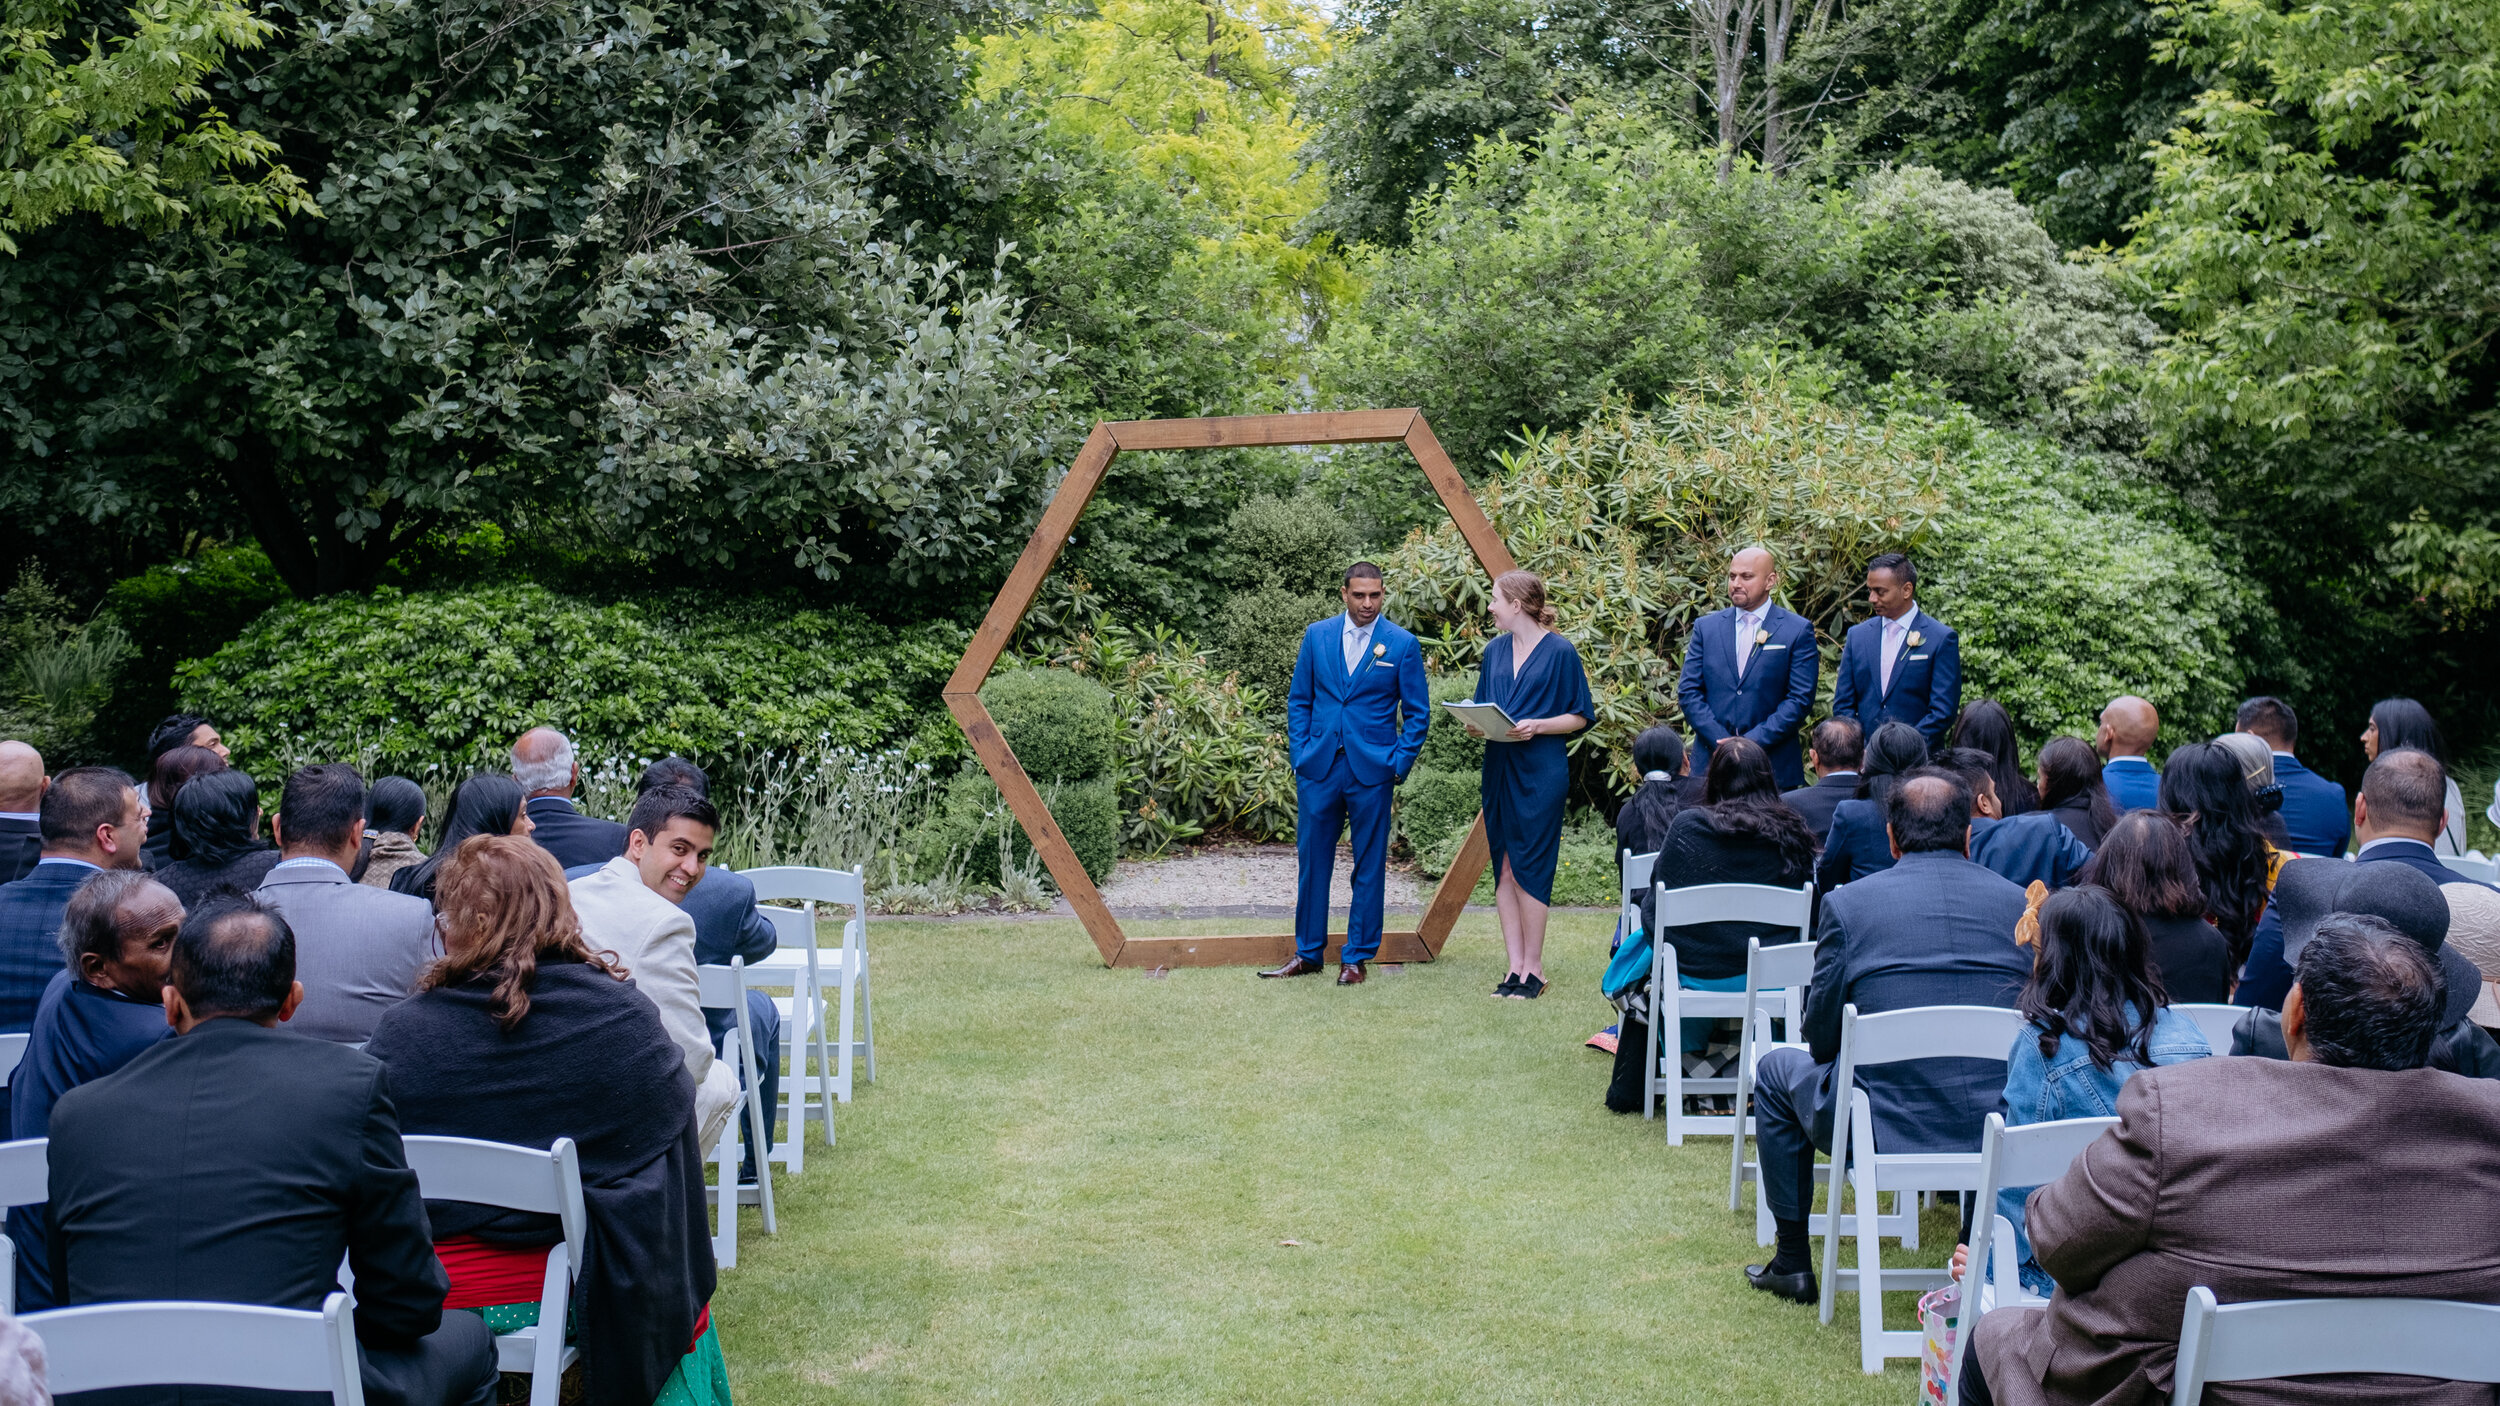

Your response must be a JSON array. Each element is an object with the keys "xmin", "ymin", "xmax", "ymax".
[
  {"xmin": 1968, "ymin": 813, "xmax": 2093, "ymax": 890},
  {"xmin": 1677, "ymin": 604, "xmax": 1820, "ymax": 789},
  {"xmin": 2238, "ymin": 840, "xmax": 2492, "ymax": 1011},
  {"xmin": 0, "ymin": 860, "xmax": 89, "ymax": 1034},
  {"xmin": 1782, "ymin": 773, "xmax": 1859, "ymax": 845},
  {"xmin": 1285, "ymin": 614, "xmax": 1430, "ymax": 788},
  {"xmin": 1815, "ymin": 798, "xmax": 1895, "ymax": 896},
  {"xmin": 527, "ymin": 796, "xmax": 630, "ymax": 871},
  {"xmin": 1800, "ymin": 851, "xmax": 2031, "ymax": 1153},
  {"xmin": 1829, "ymin": 608, "xmax": 1961, "ymax": 748},
  {"xmin": 0, "ymin": 817, "xmax": 39, "ymax": 886},
  {"xmin": 2269, "ymin": 752, "xmax": 2352, "ymax": 857}
]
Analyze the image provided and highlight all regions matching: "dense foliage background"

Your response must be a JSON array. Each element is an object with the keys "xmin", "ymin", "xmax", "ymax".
[{"xmin": 5, "ymin": 0, "xmax": 2495, "ymax": 889}]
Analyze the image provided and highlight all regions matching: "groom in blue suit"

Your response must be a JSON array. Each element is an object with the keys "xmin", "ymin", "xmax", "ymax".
[
  {"xmin": 1267, "ymin": 563, "xmax": 1431, "ymax": 985},
  {"xmin": 1829, "ymin": 552, "xmax": 1962, "ymax": 749},
  {"xmin": 1677, "ymin": 547, "xmax": 1821, "ymax": 789}
]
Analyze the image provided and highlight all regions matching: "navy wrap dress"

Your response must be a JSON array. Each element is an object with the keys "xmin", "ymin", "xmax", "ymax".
[{"xmin": 1477, "ymin": 631, "xmax": 1596, "ymax": 905}]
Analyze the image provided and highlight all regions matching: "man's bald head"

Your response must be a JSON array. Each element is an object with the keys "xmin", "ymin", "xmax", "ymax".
[
  {"xmin": 0, "ymin": 741, "xmax": 44, "ymax": 812},
  {"xmin": 2357, "ymin": 747, "xmax": 2446, "ymax": 844},
  {"xmin": 2098, "ymin": 695, "xmax": 2159, "ymax": 759},
  {"xmin": 1727, "ymin": 546, "xmax": 1777, "ymax": 612},
  {"xmin": 510, "ymin": 728, "xmax": 577, "ymax": 798}
]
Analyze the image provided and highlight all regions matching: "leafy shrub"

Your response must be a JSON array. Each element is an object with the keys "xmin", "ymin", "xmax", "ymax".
[
  {"xmin": 1212, "ymin": 585, "xmax": 1337, "ymax": 703},
  {"xmin": 1219, "ymin": 493, "xmax": 1358, "ymax": 595},
  {"xmin": 1394, "ymin": 766, "xmax": 1478, "ymax": 864},
  {"xmin": 97, "ymin": 544, "xmax": 291, "ymax": 761},
  {"xmin": 1415, "ymin": 674, "xmax": 1486, "ymax": 773},
  {"xmin": 0, "ymin": 567, "xmax": 130, "ymax": 764},
  {"xmin": 177, "ymin": 585, "xmax": 968, "ymax": 780},
  {"xmin": 915, "ymin": 768, "xmax": 1120, "ymax": 888},
  {"xmin": 982, "ymin": 668, "xmax": 1116, "ymax": 783},
  {"xmin": 1424, "ymin": 806, "xmax": 1619, "ymax": 908}
]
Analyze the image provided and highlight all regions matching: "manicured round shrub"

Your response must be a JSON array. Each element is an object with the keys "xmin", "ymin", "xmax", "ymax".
[
  {"xmin": 1220, "ymin": 493, "xmax": 1357, "ymax": 596},
  {"xmin": 982, "ymin": 667, "xmax": 1116, "ymax": 783},
  {"xmin": 1212, "ymin": 586, "xmax": 1338, "ymax": 703},
  {"xmin": 917, "ymin": 768, "xmax": 1119, "ymax": 888},
  {"xmin": 1394, "ymin": 766, "xmax": 1479, "ymax": 864}
]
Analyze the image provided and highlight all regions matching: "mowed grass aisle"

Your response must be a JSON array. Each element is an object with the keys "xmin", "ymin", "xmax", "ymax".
[{"xmin": 712, "ymin": 911, "xmax": 1948, "ymax": 1403}]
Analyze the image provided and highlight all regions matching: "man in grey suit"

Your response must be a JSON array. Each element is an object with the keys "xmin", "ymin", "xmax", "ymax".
[
  {"xmin": 1963, "ymin": 913, "xmax": 2500, "ymax": 1405},
  {"xmin": 1744, "ymin": 767, "xmax": 2030, "ymax": 1305},
  {"xmin": 256, "ymin": 764, "xmax": 438, "ymax": 1044}
]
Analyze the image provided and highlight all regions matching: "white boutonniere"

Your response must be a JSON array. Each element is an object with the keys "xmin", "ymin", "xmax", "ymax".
[
  {"xmin": 1754, "ymin": 628, "xmax": 1771, "ymax": 645},
  {"xmin": 1373, "ymin": 642, "xmax": 1387, "ymax": 659},
  {"xmin": 1907, "ymin": 630, "xmax": 1925, "ymax": 648}
]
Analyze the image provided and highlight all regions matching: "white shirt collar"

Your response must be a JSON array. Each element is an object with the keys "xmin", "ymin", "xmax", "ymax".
[
  {"xmin": 1343, "ymin": 615, "xmax": 1371, "ymax": 636},
  {"xmin": 2358, "ymin": 836, "xmax": 2430, "ymax": 858},
  {"xmin": 37, "ymin": 856, "xmax": 100, "ymax": 872},
  {"xmin": 271, "ymin": 856, "xmax": 349, "ymax": 878},
  {"xmin": 0, "ymin": 812, "xmax": 36, "ymax": 823}
]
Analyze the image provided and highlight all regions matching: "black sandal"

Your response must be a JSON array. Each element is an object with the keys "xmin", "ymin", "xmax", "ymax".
[
  {"xmin": 1494, "ymin": 972, "xmax": 1522, "ymax": 997},
  {"xmin": 1516, "ymin": 974, "xmax": 1546, "ymax": 999}
]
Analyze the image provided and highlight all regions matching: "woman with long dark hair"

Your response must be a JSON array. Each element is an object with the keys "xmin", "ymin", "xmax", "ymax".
[
  {"xmin": 1814, "ymin": 722, "xmax": 1929, "ymax": 894},
  {"xmin": 1985, "ymin": 885, "xmax": 2209, "ymax": 1294},
  {"xmin": 2158, "ymin": 742, "xmax": 2274, "ymax": 974},
  {"xmin": 1652, "ymin": 739, "xmax": 1817, "ymax": 1057},
  {"xmin": 2363, "ymin": 698, "xmax": 2467, "ymax": 854},
  {"xmin": 152, "ymin": 771, "xmax": 278, "ymax": 909},
  {"xmin": 141, "ymin": 745, "xmax": 228, "ymax": 870},
  {"xmin": 2035, "ymin": 736, "xmax": 2118, "ymax": 848},
  {"xmin": 390, "ymin": 774, "xmax": 535, "ymax": 906},
  {"xmin": 2078, "ymin": 811, "xmax": 2231, "ymax": 1001},
  {"xmin": 1950, "ymin": 699, "xmax": 2038, "ymax": 814},
  {"xmin": 365, "ymin": 836, "xmax": 724, "ymax": 1406}
]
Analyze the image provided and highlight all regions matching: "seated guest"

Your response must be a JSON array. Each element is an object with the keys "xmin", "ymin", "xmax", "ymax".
[
  {"xmin": 2363, "ymin": 697, "xmax": 2468, "ymax": 855},
  {"xmin": 46, "ymin": 896, "xmax": 497, "ymax": 1406},
  {"xmin": 1780, "ymin": 717, "xmax": 1863, "ymax": 845},
  {"xmin": 0, "ymin": 767, "xmax": 144, "ymax": 1044},
  {"xmin": 365, "ymin": 837, "xmax": 722, "ymax": 1406},
  {"xmin": 360, "ymin": 776, "xmax": 431, "ymax": 890},
  {"xmin": 1941, "ymin": 747, "xmax": 2093, "ymax": 890},
  {"xmin": 1653, "ymin": 738, "xmax": 1817, "ymax": 1059},
  {"xmin": 2034, "ymin": 737, "xmax": 2116, "ymax": 848},
  {"xmin": 391, "ymin": 773, "xmax": 534, "ymax": 906},
  {"xmin": 2159, "ymin": 742, "xmax": 2272, "ymax": 981},
  {"xmin": 2210, "ymin": 729, "xmax": 2292, "ymax": 849},
  {"xmin": 2239, "ymin": 746, "xmax": 2489, "ymax": 1010},
  {"xmin": 1745, "ymin": 770, "xmax": 2030, "ymax": 1304},
  {"xmin": 2079, "ymin": 812, "xmax": 2232, "ymax": 1003},
  {"xmin": 2236, "ymin": 694, "xmax": 2348, "ymax": 856},
  {"xmin": 1982, "ymin": 885, "xmax": 2209, "ymax": 1297},
  {"xmin": 5, "ymin": 871, "xmax": 176, "ymax": 1311},
  {"xmin": 1813, "ymin": 722, "xmax": 1929, "ymax": 895},
  {"xmin": 1962, "ymin": 914, "xmax": 2500, "ymax": 1406},
  {"xmin": 2094, "ymin": 695, "xmax": 2160, "ymax": 812},
  {"xmin": 0, "ymin": 742, "xmax": 44, "ymax": 885},
  {"xmin": 1951, "ymin": 699, "xmax": 2038, "ymax": 814},
  {"xmin": 1598, "ymin": 727, "xmax": 1692, "ymax": 1071},
  {"xmin": 153, "ymin": 769, "xmax": 280, "ymax": 910},
  {"xmin": 143, "ymin": 712, "xmax": 228, "ymax": 765},
  {"xmin": 256, "ymin": 764, "xmax": 439, "ymax": 1044},
  {"xmin": 570, "ymin": 786, "xmax": 737, "ymax": 1147},
  {"xmin": 139, "ymin": 744, "xmax": 227, "ymax": 872},
  {"xmin": 140, "ymin": 714, "xmax": 228, "ymax": 868},
  {"xmin": 515, "ymin": 727, "xmax": 628, "ymax": 869}
]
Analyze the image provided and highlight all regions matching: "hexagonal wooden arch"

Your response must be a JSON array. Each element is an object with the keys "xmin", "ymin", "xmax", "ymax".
[{"xmin": 945, "ymin": 410, "xmax": 1518, "ymax": 968}]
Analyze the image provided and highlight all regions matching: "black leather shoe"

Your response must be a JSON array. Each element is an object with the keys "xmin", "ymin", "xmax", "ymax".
[
  {"xmin": 1257, "ymin": 957, "xmax": 1325, "ymax": 979},
  {"xmin": 1744, "ymin": 1263, "xmax": 1818, "ymax": 1305}
]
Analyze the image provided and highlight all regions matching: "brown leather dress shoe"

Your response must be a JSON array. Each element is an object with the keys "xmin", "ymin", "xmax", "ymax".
[
  {"xmin": 1257, "ymin": 957, "xmax": 1325, "ymax": 979},
  {"xmin": 1336, "ymin": 962, "xmax": 1368, "ymax": 985}
]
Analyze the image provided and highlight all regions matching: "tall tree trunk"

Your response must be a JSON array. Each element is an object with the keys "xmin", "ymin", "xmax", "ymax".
[
  {"xmin": 1762, "ymin": 0, "xmax": 1796, "ymax": 173},
  {"xmin": 1691, "ymin": 0, "xmax": 1765, "ymax": 179},
  {"xmin": 220, "ymin": 434, "xmax": 415, "ymax": 596}
]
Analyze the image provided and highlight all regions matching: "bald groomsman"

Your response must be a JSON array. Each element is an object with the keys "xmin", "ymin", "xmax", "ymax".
[
  {"xmin": 1677, "ymin": 547, "xmax": 1821, "ymax": 790},
  {"xmin": 2096, "ymin": 695, "xmax": 2162, "ymax": 812}
]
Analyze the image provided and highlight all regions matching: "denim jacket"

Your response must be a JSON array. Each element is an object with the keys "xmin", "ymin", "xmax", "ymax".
[{"xmin": 1997, "ymin": 1004, "xmax": 2211, "ymax": 1294}]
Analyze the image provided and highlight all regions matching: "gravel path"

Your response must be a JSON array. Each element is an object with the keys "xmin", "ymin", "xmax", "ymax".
[{"xmin": 1091, "ymin": 842, "xmax": 1428, "ymax": 918}]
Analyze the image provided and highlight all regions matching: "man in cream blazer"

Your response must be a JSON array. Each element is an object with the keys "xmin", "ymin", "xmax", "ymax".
[{"xmin": 570, "ymin": 786, "xmax": 738, "ymax": 1149}]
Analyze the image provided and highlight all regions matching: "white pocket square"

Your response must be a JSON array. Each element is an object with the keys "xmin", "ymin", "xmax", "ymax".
[{"xmin": 1761, "ymin": 643, "xmax": 1788, "ymax": 651}]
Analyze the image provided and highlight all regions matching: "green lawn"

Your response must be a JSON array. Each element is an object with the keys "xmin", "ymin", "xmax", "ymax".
[{"xmin": 712, "ymin": 911, "xmax": 1955, "ymax": 1403}]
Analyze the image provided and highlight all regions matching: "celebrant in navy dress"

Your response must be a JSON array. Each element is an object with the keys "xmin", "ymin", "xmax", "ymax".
[{"xmin": 1468, "ymin": 570, "xmax": 1594, "ymax": 1000}]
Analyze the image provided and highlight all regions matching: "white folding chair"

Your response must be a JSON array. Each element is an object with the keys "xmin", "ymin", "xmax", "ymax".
[
  {"xmin": 750, "ymin": 903, "xmax": 829, "ymax": 1169},
  {"xmin": 699, "ymin": 957, "xmax": 778, "ymax": 1269},
  {"xmin": 2172, "ymin": 1003, "xmax": 2246, "ymax": 1054},
  {"xmin": 1644, "ymin": 883, "xmax": 1812, "ymax": 1143},
  {"xmin": 2170, "ymin": 1286, "xmax": 2500, "ymax": 1403},
  {"xmin": 1725, "ymin": 937, "xmax": 1820, "ymax": 1241},
  {"xmin": 2439, "ymin": 851, "xmax": 2499, "ymax": 884},
  {"xmin": 26, "ymin": 1292, "xmax": 364, "ymax": 1403},
  {"xmin": 402, "ymin": 1136, "xmax": 584, "ymax": 1404},
  {"xmin": 0, "ymin": 1136, "xmax": 43, "ymax": 1315},
  {"xmin": 744, "ymin": 865, "xmax": 874, "ymax": 1140},
  {"xmin": 1946, "ymin": 1113, "xmax": 2117, "ymax": 1404},
  {"xmin": 0, "ymin": 1032, "xmax": 27, "ymax": 1086},
  {"xmin": 1616, "ymin": 849, "xmax": 1656, "ymax": 948},
  {"xmin": 1818, "ymin": 1002, "xmax": 2029, "ymax": 1373}
]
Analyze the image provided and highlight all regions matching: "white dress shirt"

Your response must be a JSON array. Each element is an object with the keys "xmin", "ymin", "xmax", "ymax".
[
  {"xmin": 1878, "ymin": 612, "xmax": 1913, "ymax": 694},
  {"xmin": 1342, "ymin": 615, "xmax": 1375, "ymax": 675}
]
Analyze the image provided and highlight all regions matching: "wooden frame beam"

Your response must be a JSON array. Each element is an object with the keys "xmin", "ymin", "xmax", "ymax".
[{"xmin": 944, "ymin": 411, "xmax": 1518, "ymax": 968}]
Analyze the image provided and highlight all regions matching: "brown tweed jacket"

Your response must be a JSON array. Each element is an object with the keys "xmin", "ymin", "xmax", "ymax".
[{"xmin": 1971, "ymin": 1055, "xmax": 2500, "ymax": 1406}]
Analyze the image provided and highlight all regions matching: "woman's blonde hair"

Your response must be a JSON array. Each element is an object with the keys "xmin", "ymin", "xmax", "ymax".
[
  {"xmin": 1493, "ymin": 570, "xmax": 1558, "ymax": 629},
  {"xmin": 426, "ymin": 834, "xmax": 624, "ymax": 1029}
]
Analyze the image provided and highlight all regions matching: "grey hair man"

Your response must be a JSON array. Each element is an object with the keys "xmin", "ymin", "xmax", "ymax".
[{"xmin": 512, "ymin": 727, "xmax": 627, "ymax": 869}]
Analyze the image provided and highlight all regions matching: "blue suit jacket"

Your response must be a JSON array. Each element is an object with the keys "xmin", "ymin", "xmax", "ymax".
[
  {"xmin": 1286, "ymin": 615, "xmax": 1430, "ymax": 787},
  {"xmin": 1815, "ymin": 797, "xmax": 1895, "ymax": 895},
  {"xmin": 1968, "ymin": 813, "xmax": 2093, "ymax": 890},
  {"xmin": 684, "ymin": 866, "xmax": 777, "ymax": 1043},
  {"xmin": 1829, "ymin": 608, "xmax": 1961, "ymax": 748},
  {"xmin": 526, "ymin": 796, "xmax": 630, "ymax": 871},
  {"xmin": 2269, "ymin": 752, "xmax": 2351, "ymax": 856},
  {"xmin": 1801, "ymin": 851, "xmax": 2031, "ymax": 1153},
  {"xmin": 0, "ymin": 861, "xmax": 89, "ymax": 1034},
  {"xmin": 2101, "ymin": 757, "xmax": 2162, "ymax": 813},
  {"xmin": 1677, "ymin": 604, "xmax": 1820, "ymax": 789}
]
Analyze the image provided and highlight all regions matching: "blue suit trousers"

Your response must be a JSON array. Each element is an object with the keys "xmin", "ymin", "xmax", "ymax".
[{"xmin": 1295, "ymin": 751, "xmax": 1393, "ymax": 964}]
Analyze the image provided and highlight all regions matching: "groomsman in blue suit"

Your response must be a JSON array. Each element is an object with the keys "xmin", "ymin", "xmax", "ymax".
[
  {"xmin": 2237, "ymin": 696, "xmax": 2351, "ymax": 856},
  {"xmin": 1266, "ymin": 563, "xmax": 1431, "ymax": 985},
  {"xmin": 1677, "ymin": 547, "xmax": 1820, "ymax": 789},
  {"xmin": 1829, "ymin": 552, "xmax": 1962, "ymax": 749}
]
